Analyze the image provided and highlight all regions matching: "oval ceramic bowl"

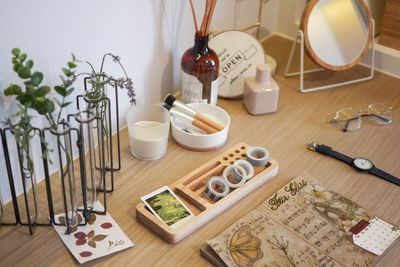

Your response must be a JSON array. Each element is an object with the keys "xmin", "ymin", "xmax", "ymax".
[{"xmin": 171, "ymin": 103, "xmax": 230, "ymax": 151}]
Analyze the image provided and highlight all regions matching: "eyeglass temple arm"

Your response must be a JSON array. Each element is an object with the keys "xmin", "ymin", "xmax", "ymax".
[
  {"xmin": 361, "ymin": 113, "xmax": 392, "ymax": 123},
  {"xmin": 334, "ymin": 113, "xmax": 391, "ymax": 132}
]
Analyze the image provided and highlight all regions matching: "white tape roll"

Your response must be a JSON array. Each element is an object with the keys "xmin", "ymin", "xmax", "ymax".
[
  {"xmin": 205, "ymin": 176, "xmax": 230, "ymax": 201},
  {"xmin": 233, "ymin": 159, "xmax": 255, "ymax": 180},
  {"xmin": 223, "ymin": 165, "xmax": 246, "ymax": 188},
  {"xmin": 246, "ymin": 146, "xmax": 269, "ymax": 167}
]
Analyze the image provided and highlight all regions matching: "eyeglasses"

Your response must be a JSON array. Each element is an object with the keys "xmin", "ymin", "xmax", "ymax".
[{"xmin": 330, "ymin": 103, "xmax": 393, "ymax": 132}]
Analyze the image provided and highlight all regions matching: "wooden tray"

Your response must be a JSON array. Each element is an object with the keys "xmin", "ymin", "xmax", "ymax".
[{"xmin": 135, "ymin": 143, "xmax": 279, "ymax": 243}]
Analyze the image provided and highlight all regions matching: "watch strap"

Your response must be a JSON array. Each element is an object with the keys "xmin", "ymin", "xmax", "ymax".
[
  {"xmin": 315, "ymin": 144, "xmax": 353, "ymax": 165},
  {"xmin": 369, "ymin": 167, "xmax": 400, "ymax": 186}
]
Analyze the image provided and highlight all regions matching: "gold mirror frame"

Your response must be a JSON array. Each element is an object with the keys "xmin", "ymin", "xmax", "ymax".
[{"xmin": 300, "ymin": 0, "xmax": 373, "ymax": 71}]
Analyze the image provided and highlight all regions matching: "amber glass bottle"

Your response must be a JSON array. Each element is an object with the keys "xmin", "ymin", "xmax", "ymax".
[{"xmin": 181, "ymin": 33, "xmax": 219, "ymax": 105}]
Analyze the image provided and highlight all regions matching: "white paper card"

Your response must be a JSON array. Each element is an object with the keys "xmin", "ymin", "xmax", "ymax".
[
  {"xmin": 53, "ymin": 202, "xmax": 134, "ymax": 264},
  {"xmin": 353, "ymin": 217, "xmax": 400, "ymax": 255}
]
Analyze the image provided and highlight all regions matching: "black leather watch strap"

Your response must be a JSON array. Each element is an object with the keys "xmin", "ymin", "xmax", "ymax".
[
  {"xmin": 369, "ymin": 167, "xmax": 400, "ymax": 186},
  {"xmin": 314, "ymin": 144, "xmax": 353, "ymax": 165}
]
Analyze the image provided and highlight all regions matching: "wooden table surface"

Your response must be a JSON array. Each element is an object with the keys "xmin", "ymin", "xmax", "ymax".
[{"xmin": 1, "ymin": 36, "xmax": 399, "ymax": 266}]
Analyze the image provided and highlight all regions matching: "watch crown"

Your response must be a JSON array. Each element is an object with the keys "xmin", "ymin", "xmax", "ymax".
[{"xmin": 307, "ymin": 142, "xmax": 318, "ymax": 151}]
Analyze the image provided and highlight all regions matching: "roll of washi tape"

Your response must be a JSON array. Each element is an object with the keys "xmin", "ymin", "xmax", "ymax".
[
  {"xmin": 205, "ymin": 176, "xmax": 230, "ymax": 201},
  {"xmin": 246, "ymin": 146, "xmax": 269, "ymax": 167},
  {"xmin": 233, "ymin": 159, "xmax": 255, "ymax": 180},
  {"xmin": 223, "ymin": 165, "xmax": 247, "ymax": 188}
]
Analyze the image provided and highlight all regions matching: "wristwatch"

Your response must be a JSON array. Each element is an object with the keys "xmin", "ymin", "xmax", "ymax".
[{"xmin": 307, "ymin": 142, "xmax": 400, "ymax": 186}]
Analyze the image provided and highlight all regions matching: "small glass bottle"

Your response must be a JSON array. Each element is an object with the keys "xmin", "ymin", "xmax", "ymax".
[{"xmin": 181, "ymin": 33, "xmax": 219, "ymax": 105}]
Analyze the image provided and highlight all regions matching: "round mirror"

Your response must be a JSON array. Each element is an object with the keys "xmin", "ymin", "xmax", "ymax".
[{"xmin": 300, "ymin": 0, "xmax": 373, "ymax": 71}]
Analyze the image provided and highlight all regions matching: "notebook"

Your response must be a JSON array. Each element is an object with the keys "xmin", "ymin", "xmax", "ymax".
[{"xmin": 203, "ymin": 172, "xmax": 399, "ymax": 267}]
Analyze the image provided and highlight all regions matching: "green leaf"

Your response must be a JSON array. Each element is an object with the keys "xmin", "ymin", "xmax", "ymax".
[
  {"xmin": 13, "ymin": 63, "xmax": 21, "ymax": 72},
  {"xmin": 68, "ymin": 61, "xmax": 77, "ymax": 69},
  {"xmin": 61, "ymin": 101, "xmax": 72, "ymax": 108},
  {"xmin": 4, "ymin": 84, "xmax": 22, "ymax": 96},
  {"xmin": 12, "ymin": 48, "xmax": 20, "ymax": 56},
  {"xmin": 54, "ymin": 85, "xmax": 67, "ymax": 97},
  {"xmin": 66, "ymin": 87, "xmax": 74, "ymax": 96},
  {"xmin": 34, "ymin": 96, "xmax": 45, "ymax": 104},
  {"xmin": 25, "ymin": 60, "xmax": 34, "ymax": 69},
  {"xmin": 31, "ymin": 72, "xmax": 44, "ymax": 86},
  {"xmin": 17, "ymin": 66, "xmax": 31, "ymax": 79},
  {"xmin": 62, "ymin": 68, "xmax": 72, "ymax": 77},
  {"xmin": 19, "ymin": 53, "xmax": 27, "ymax": 62},
  {"xmin": 45, "ymin": 100, "xmax": 55, "ymax": 113},
  {"xmin": 34, "ymin": 86, "xmax": 50, "ymax": 97},
  {"xmin": 26, "ymin": 84, "xmax": 35, "ymax": 94},
  {"xmin": 17, "ymin": 94, "xmax": 32, "ymax": 107},
  {"xmin": 71, "ymin": 53, "xmax": 76, "ymax": 61}
]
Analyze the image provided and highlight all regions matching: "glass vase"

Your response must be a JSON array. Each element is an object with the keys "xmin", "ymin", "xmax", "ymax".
[
  {"xmin": 84, "ymin": 93, "xmax": 113, "ymax": 192},
  {"xmin": 14, "ymin": 126, "xmax": 40, "ymax": 231},
  {"xmin": 74, "ymin": 110, "xmax": 105, "ymax": 213},
  {"xmin": 49, "ymin": 122, "xmax": 78, "ymax": 233},
  {"xmin": 181, "ymin": 33, "xmax": 220, "ymax": 105}
]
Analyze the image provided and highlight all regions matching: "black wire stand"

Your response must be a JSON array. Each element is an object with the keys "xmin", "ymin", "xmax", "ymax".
[{"xmin": 0, "ymin": 79, "xmax": 122, "ymax": 234}]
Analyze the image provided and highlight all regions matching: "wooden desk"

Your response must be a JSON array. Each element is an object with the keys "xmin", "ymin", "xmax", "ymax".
[{"xmin": 1, "ymin": 36, "xmax": 399, "ymax": 266}]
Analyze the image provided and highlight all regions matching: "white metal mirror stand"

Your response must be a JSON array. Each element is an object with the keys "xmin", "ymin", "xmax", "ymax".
[{"xmin": 284, "ymin": 20, "xmax": 375, "ymax": 93}]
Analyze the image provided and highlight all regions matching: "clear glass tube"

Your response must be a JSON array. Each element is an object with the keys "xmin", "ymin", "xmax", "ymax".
[
  {"xmin": 51, "ymin": 123, "xmax": 78, "ymax": 231},
  {"xmin": 85, "ymin": 94, "xmax": 111, "ymax": 191},
  {"xmin": 75, "ymin": 110, "xmax": 102, "ymax": 211},
  {"xmin": 16, "ymin": 132, "xmax": 40, "ymax": 226}
]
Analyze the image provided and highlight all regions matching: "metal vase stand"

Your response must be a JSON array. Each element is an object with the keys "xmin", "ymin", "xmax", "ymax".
[{"xmin": 0, "ymin": 79, "xmax": 121, "ymax": 235}]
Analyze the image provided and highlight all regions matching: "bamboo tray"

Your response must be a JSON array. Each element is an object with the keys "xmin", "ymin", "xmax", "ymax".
[{"xmin": 135, "ymin": 143, "xmax": 279, "ymax": 243}]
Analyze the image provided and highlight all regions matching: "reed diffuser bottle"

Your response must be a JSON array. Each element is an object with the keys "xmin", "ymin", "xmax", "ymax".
[{"xmin": 182, "ymin": 0, "xmax": 219, "ymax": 105}]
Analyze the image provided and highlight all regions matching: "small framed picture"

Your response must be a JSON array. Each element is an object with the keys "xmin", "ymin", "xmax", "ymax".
[{"xmin": 141, "ymin": 186, "xmax": 193, "ymax": 228}]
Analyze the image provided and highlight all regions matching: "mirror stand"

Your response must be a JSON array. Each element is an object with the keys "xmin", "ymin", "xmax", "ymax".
[{"xmin": 284, "ymin": 20, "xmax": 375, "ymax": 93}]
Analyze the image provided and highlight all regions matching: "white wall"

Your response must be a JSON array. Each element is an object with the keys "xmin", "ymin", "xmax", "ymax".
[
  {"xmin": 273, "ymin": 0, "xmax": 388, "ymax": 39},
  {"xmin": 0, "ymin": 0, "xmax": 278, "ymax": 203}
]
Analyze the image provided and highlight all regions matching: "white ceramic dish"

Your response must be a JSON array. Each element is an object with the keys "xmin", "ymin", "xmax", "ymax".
[{"xmin": 170, "ymin": 103, "xmax": 230, "ymax": 151}]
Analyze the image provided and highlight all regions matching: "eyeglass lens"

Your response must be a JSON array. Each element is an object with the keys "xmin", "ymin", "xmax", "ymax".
[
  {"xmin": 331, "ymin": 104, "xmax": 392, "ymax": 132},
  {"xmin": 367, "ymin": 103, "xmax": 392, "ymax": 125},
  {"xmin": 333, "ymin": 108, "xmax": 361, "ymax": 132}
]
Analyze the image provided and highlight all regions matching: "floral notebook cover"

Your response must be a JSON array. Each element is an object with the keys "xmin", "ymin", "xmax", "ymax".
[{"xmin": 206, "ymin": 172, "xmax": 377, "ymax": 267}]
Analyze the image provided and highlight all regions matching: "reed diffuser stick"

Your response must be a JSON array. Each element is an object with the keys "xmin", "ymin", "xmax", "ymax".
[
  {"xmin": 205, "ymin": 0, "xmax": 216, "ymax": 35},
  {"xmin": 189, "ymin": 0, "xmax": 198, "ymax": 32},
  {"xmin": 189, "ymin": 0, "xmax": 217, "ymax": 37}
]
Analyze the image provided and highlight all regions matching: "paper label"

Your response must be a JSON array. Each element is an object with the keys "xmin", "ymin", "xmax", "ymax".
[
  {"xmin": 210, "ymin": 78, "xmax": 218, "ymax": 105},
  {"xmin": 181, "ymin": 71, "xmax": 218, "ymax": 105},
  {"xmin": 353, "ymin": 217, "xmax": 400, "ymax": 255}
]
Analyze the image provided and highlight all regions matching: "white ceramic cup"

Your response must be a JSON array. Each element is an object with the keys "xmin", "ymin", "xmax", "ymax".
[{"xmin": 127, "ymin": 104, "xmax": 170, "ymax": 160}]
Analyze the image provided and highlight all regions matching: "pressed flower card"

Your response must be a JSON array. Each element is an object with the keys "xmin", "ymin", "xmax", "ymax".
[{"xmin": 53, "ymin": 202, "xmax": 133, "ymax": 264}]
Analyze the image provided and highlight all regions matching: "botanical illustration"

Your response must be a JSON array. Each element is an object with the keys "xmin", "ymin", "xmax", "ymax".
[
  {"xmin": 227, "ymin": 225, "xmax": 263, "ymax": 267},
  {"xmin": 298, "ymin": 183, "xmax": 370, "ymax": 236},
  {"xmin": 266, "ymin": 235, "xmax": 296, "ymax": 267},
  {"xmin": 146, "ymin": 189, "xmax": 191, "ymax": 226},
  {"xmin": 53, "ymin": 202, "xmax": 133, "ymax": 264}
]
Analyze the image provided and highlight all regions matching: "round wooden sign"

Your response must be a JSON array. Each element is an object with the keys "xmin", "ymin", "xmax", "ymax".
[{"xmin": 209, "ymin": 31, "xmax": 265, "ymax": 98}]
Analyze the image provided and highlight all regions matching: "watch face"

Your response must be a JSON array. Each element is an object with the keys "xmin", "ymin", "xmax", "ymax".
[{"xmin": 353, "ymin": 158, "xmax": 374, "ymax": 170}]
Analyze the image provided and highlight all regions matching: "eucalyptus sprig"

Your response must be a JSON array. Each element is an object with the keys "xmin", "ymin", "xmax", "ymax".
[
  {"xmin": 4, "ymin": 48, "xmax": 79, "ymax": 129},
  {"xmin": 3, "ymin": 48, "xmax": 79, "ymax": 166}
]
